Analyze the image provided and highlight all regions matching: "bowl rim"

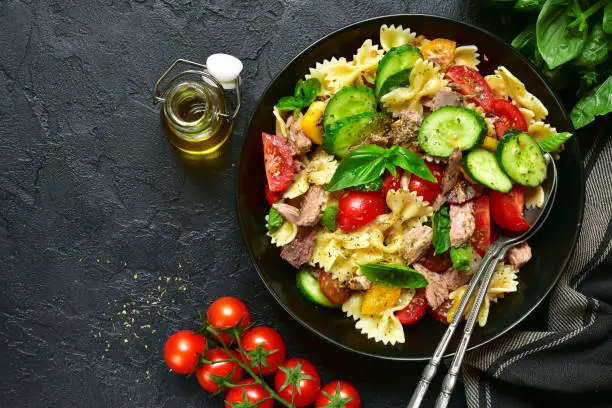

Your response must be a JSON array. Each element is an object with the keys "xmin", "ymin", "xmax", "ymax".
[{"xmin": 236, "ymin": 13, "xmax": 586, "ymax": 361}]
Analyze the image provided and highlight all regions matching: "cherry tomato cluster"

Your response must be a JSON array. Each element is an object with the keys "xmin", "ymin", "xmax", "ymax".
[{"xmin": 163, "ymin": 296, "xmax": 362, "ymax": 408}]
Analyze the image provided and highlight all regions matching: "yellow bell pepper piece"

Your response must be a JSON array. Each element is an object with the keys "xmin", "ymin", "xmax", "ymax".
[
  {"xmin": 301, "ymin": 101, "xmax": 326, "ymax": 144},
  {"xmin": 482, "ymin": 136, "xmax": 499, "ymax": 152},
  {"xmin": 360, "ymin": 284, "xmax": 402, "ymax": 315}
]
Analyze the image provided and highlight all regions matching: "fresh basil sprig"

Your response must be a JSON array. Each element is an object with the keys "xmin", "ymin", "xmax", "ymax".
[
  {"xmin": 275, "ymin": 78, "xmax": 321, "ymax": 111},
  {"xmin": 266, "ymin": 206, "xmax": 283, "ymax": 233},
  {"xmin": 432, "ymin": 205, "xmax": 451, "ymax": 255},
  {"xmin": 537, "ymin": 131, "xmax": 573, "ymax": 152},
  {"xmin": 571, "ymin": 76, "xmax": 612, "ymax": 130},
  {"xmin": 450, "ymin": 242, "xmax": 473, "ymax": 271},
  {"xmin": 359, "ymin": 263, "xmax": 429, "ymax": 288},
  {"xmin": 326, "ymin": 145, "xmax": 435, "ymax": 192},
  {"xmin": 321, "ymin": 206, "xmax": 339, "ymax": 231}
]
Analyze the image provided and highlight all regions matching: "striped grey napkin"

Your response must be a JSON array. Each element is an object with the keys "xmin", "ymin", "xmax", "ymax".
[{"xmin": 462, "ymin": 126, "xmax": 612, "ymax": 407}]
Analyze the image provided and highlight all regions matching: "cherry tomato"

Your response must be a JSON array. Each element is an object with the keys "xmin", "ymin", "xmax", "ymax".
[
  {"xmin": 163, "ymin": 330, "xmax": 207, "ymax": 375},
  {"xmin": 196, "ymin": 348, "xmax": 243, "ymax": 393},
  {"xmin": 420, "ymin": 39, "xmax": 457, "ymax": 66},
  {"xmin": 492, "ymin": 99, "xmax": 528, "ymax": 138},
  {"xmin": 224, "ymin": 380, "xmax": 273, "ymax": 408},
  {"xmin": 262, "ymin": 132, "xmax": 294, "ymax": 192},
  {"xmin": 395, "ymin": 289, "xmax": 427, "ymax": 325},
  {"xmin": 315, "ymin": 380, "xmax": 362, "ymax": 408},
  {"xmin": 319, "ymin": 271, "xmax": 351, "ymax": 305},
  {"xmin": 419, "ymin": 246, "xmax": 453, "ymax": 272},
  {"xmin": 337, "ymin": 190, "xmax": 388, "ymax": 232},
  {"xmin": 408, "ymin": 162, "xmax": 444, "ymax": 204},
  {"xmin": 490, "ymin": 186, "xmax": 530, "ymax": 232},
  {"xmin": 275, "ymin": 358, "xmax": 321, "ymax": 407},
  {"xmin": 241, "ymin": 326, "xmax": 287, "ymax": 376},
  {"xmin": 381, "ymin": 169, "xmax": 402, "ymax": 197},
  {"xmin": 472, "ymin": 196, "xmax": 492, "ymax": 256},
  {"xmin": 265, "ymin": 184, "xmax": 284, "ymax": 205},
  {"xmin": 207, "ymin": 296, "xmax": 251, "ymax": 344},
  {"xmin": 429, "ymin": 299, "xmax": 454, "ymax": 324},
  {"xmin": 445, "ymin": 65, "xmax": 495, "ymax": 113}
]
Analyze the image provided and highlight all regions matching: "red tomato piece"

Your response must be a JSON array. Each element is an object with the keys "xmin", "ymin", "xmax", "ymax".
[
  {"xmin": 241, "ymin": 326, "xmax": 287, "ymax": 376},
  {"xmin": 419, "ymin": 246, "xmax": 453, "ymax": 272},
  {"xmin": 207, "ymin": 296, "xmax": 251, "ymax": 344},
  {"xmin": 262, "ymin": 132, "xmax": 294, "ymax": 192},
  {"xmin": 274, "ymin": 358, "xmax": 321, "ymax": 407},
  {"xmin": 408, "ymin": 162, "xmax": 444, "ymax": 204},
  {"xmin": 163, "ymin": 330, "xmax": 207, "ymax": 375},
  {"xmin": 492, "ymin": 99, "xmax": 528, "ymax": 139},
  {"xmin": 472, "ymin": 196, "xmax": 492, "ymax": 256},
  {"xmin": 337, "ymin": 190, "xmax": 389, "ymax": 232},
  {"xmin": 429, "ymin": 299, "xmax": 454, "ymax": 324},
  {"xmin": 319, "ymin": 271, "xmax": 351, "ymax": 305},
  {"xmin": 196, "ymin": 349, "xmax": 243, "ymax": 393},
  {"xmin": 225, "ymin": 380, "xmax": 273, "ymax": 408},
  {"xmin": 315, "ymin": 380, "xmax": 362, "ymax": 408},
  {"xmin": 265, "ymin": 184, "xmax": 284, "ymax": 205},
  {"xmin": 490, "ymin": 186, "xmax": 530, "ymax": 232},
  {"xmin": 445, "ymin": 65, "xmax": 495, "ymax": 113},
  {"xmin": 395, "ymin": 289, "xmax": 427, "ymax": 325},
  {"xmin": 381, "ymin": 169, "xmax": 402, "ymax": 197}
]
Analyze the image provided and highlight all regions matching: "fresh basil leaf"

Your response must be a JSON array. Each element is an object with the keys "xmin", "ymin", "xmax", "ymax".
[
  {"xmin": 450, "ymin": 242, "xmax": 472, "ymax": 271},
  {"xmin": 576, "ymin": 21, "xmax": 609, "ymax": 67},
  {"xmin": 571, "ymin": 75, "xmax": 612, "ymax": 128},
  {"xmin": 297, "ymin": 78, "xmax": 321, "ymax": 106},
  {"xmin": 537, "ymin": 0, "xmax": 588, "ymax": 69},
  {"xmin": 276, "ymin": 95, "xmax": 305, "ymax": 111},
  {"xmin": 537, "ymin": 131, "xmax": 573, "ymax": 152},
  {"xmin": 321, "ymin": 206, "xmax": 339, "ymax": 231},
  {"xmin": 390, "ymin": 145, "xmax": 436, "ymax": 182},
  {"xmin": 512, "ymin": 25, "xmax": 537, "ymax": 52},
  {"xmin": 325, "ymin": 145, "xmax": 388, "ymax": 192},
  {"xmin": 267, "ymin": 207, "xmax": 283, "ymax": 233},
  {"xmin": 353, "ymin": 177, "xmax": 384, "ymax": 192},
  {"xmin": 604, "ymin": 2, "xmax": 612, "ymax": 34},
  {"xmin": 515, "ymin": 0, "xmax": 544, "ymax": 12},
  {"xmin": 359, "ymin": 263, "xmax": 429, "ymax": 289},
  {"xmin": 432, "ymin": 205, "xmax": 451, "ymax": 255}
]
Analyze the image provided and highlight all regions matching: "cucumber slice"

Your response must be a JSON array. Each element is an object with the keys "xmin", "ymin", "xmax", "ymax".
[
  {"xmin": 497, "ymin": 130, "xmax": 547, "ymax": 187},
  {"xmin": 323, "ymin": 85, "xmax": 377, "ymax": 130},
  {"xmin": 463, "ymin": 148, "xmax": 513, "ymax": 193},
  {"xmin": 375, "ymin": 44, "xmax": 422, "ymax": 98},
  {"xmin": 296, "ymin": 269, "xmax": 338, "ymax": 308},
  {"xmin": 418, "ymin": 106, "xmax": 487, "ymax": 158},
  {"xmin": 323, "ymin": 112, "xmax": 391, "ymax": 158}
]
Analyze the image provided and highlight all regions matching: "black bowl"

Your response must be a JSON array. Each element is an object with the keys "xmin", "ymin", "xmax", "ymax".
[{"xmin": 237, "ymin": 15, "xmax": 585, "ymax": 360}]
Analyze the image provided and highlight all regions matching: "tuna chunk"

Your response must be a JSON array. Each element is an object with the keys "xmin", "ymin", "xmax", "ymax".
[
  {"xmin": 449, "ymin": 202, "xmax": 475, "ymax": 248},
  {"xmin": 348, "ymin": 274, "xmax": 372, "ymax": 291},
  {"xmin": 280, "ymin": 228, "xmax": 317, "ymax": 268},
  {"xmin": 423, "ymin": 90, "xmax": 462, "ymax": 111},
  {"xmin": 362, "ymin": 109, "xmax": 421, "ymax": 148},
  {"xmin": 286, "ymin": 114, "xmax": 312, "ymax": 156},
  {"xmin": 432, "ymin": 149, "xmax": 462, "ymax": 211},
  {"xmin": 273, "ymin": 186, "xmax": 326, "ymax": 227},
  {"xmin": 413, "ymin": 264, "xmax": 471, "ymax": 309},
  {"xmin": 507, "ymin": 242, "xmax": 532, "ymax": 268},
  {"xmin": 402, "ymin": 226, "xmax": 433, "ymax": 264},
  {"xmin": 447, "ymin": 178, "xmax": 484, "ymax": 205}
]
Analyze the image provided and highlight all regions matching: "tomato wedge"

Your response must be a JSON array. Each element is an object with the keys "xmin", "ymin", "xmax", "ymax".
[
  {"xmin": 445, "ymin": 65, "xmax": 495, "ymax": 113},
  {"xmin": 419, "ymin": 246, "xmax": 453, "ymax": 272},
  {"xmin": 492, "ymin": 99, "xmax": 528, "ymax": 139},
  {"xmin": 262, "ymin": 132, "xmax": 294, "ymax": 192},
  {"xmin": 408, "ymin": 162, "xmax": 444, "ymax": 204},
  {"xmin": 420, "ymin": 39, "xmax": 456, "ymax": 66},
  {"xmin": 429, "ymin": 299, "xmax": 454, "ymax": 325},
  {"xmin": 381, "ymin": 168, "xmax": 402, "ymax": 197},
  {"xmin": 472, "ymin": 196, "xmax": 492, "ymax": 256},
  {"xmin": 395, "ymin": 289, "xmax": 427, "ymax": 325},
  {"xmin": 265, "ymin": 184, "xmax": 283, "ymax": 205},
  {"xmin": 490, "ymin": 186, "xmax": 530, "ymax": 232}
]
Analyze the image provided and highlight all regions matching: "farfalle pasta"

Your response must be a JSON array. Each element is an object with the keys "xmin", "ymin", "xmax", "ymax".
[
  {"xmin": 453, "ymin": 45, "xmax": 480, "ymax": 69},
  {"xmin": 380, "ymin": 24, "xmax": 416, "ymax": 52}
]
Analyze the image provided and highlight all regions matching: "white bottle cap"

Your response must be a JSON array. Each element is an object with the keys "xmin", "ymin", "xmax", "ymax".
[{"xmin": 206, "ymin": 53, "xmax": 243, "ymax": 90}]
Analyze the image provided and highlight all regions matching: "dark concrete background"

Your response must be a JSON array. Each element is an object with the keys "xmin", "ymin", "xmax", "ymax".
[{"xmin": 0, "ymin": 1, "xmax": 520, "ymax": 407}]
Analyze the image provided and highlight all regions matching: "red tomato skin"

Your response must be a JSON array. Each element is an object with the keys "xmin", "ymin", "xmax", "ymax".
[
  {"xmin": 207, "ymin": 297, "xmax": 251, "ymax": 344},
  {"xmin": 490, "ymin": 187, "xmax": 530, "ymax": 232},
  {"xmin": 315, "ymin": 380, "xmax": 362, "ymax": 408},
  {"xmin": 429, "ymin": 299, "xmax": 454, "ymax": 324},
  {"xmin": 395, "ymin": 289, "xmax": 427, "ymax": 325},
  {"xmin": 262, "ymin": 132, "xmax": 295, "ymax": 192},
  {"xmin": 319, "ymin": 271, "xmax": 351, "ymax": 305},
  {"xmin": 381, "ymin": 169, "xmax": 402, "ymax": 197},
  {"xmin": 242, "ymin": 326, "xmax": 287, "ymax": 376},
  {"xmin": 472, "ymin": 196, "xmax": 492, "ymax": 256},
  {"xmin": 196, "ymin": 349, "xmax": 244, "ymax": 393},
  {"xmin": 337, "ymin": 190, "xmax": 389, "ymax": 232},
  {"xmin": 265, "ymin": 184, "xmax": 284, "ymax": 205},
  {"xmin": 408, "ymin": 162, "xmax": 444, "ymax": 204},
  {"xmin": 274, "ymin": 358, "xmax": 321, "ymax": 407},
  {"xmin": 492, "ymin": 99, "xmax": 528, "ymax": 138},
  {"xmin": 419, "ymin": 246, "xmax": 453, "ymax": 272},
  {"xmin": 225, "ymin": 380, "xmax": 273, "ymax": 408},
  {"xmin": 445, "ymin": 65, "xmax": 495, "ymax": 113},
  {"xmin": 163, "ymin": 330, "xmax": 207, "ymax": 375}
]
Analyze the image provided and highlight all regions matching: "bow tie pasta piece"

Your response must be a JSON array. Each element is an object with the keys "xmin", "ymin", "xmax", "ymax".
[
  {"xmin": 528, "ymin": 121, "xmax": 557, "ymax": 141},
  {"xmin": 386, "ymin": 189, "xmax": 433, "ymax": 224},
  {"xmin": 485, "ymin": 73, "xmax": 508, "ymax": 100},
  {"xmin": 307, "ymin": 148, "xmax": 339, "ymax": 186},
  {"xmin": 453, "ymin": 45, "xmax": 480, "ymax": 69},
  {"xmin": 519, "ymin": 108, "xmax": 536, "ymax": 126},
  {"xmin": 273, "ymin": 107, "xmax": 289, "ymax": 139},
  {"xmin": 496, "ymin": 66, "xmax": 548, "ymax": 120},
  {"xmin": 306, "ymin": 57, "xmax": 359, "ymax": 96},
  {"xmin": 268, "ymin": 220, "xmax": 298, "ymax": 247},
  {"xmin": 380, "ymin": 24, "xmax": 417, "ymax": 52},
  {"xmin": 353, "ymin": 39, "xmax": 384, "ymax": 78},
  {"xmin": 524, "ymin": 185, "xmax": 545, "ymax": 209}
]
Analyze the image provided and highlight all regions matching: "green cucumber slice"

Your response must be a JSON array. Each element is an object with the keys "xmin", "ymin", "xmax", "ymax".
[
  {"xmin": 418, "ymin": 106, "xmax": 487, "ymax": 158},
  {"xmin": 323, "ymin": 112, "xmax": 391, "ymax": 158},
  {"xmin": 323, "ymin": 85, "xmax": 377, "ymax": 130},
  {"xmin": 497, "ymin": 129, "xmax": 547, "ymax": 187},
  {"xmin": 375, "ymin": 45, "xmax": 422, "ymax": 98},
  {"xmin": 463, "ymin": 148, "xmax": 513, "ymax": 193},
  {"xmin": 296, "ymin": 269, "xmax": 338, "ymax": 308}
]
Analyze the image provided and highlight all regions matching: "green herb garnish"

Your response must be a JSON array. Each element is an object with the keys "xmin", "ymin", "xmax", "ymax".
[
  {"xmin": 275, "ymin": 78, "xmax": 321, "ymax": 111},
  {"xmin": 359, "ymin": 263, "xmax": 429, "ymax": 288}
]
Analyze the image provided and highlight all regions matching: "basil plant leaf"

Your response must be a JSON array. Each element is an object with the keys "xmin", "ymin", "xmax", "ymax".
[
  {"xmin": 604, "ymin": 2, "xmax": 612, "ymax": 34},
  {"xmin": 450, "ymin": 242, "xmax": 472, "ymax": 271},
  {"xmin": 390, "ymin": 145, "xmax": 436, "ymax": 182},
  {"xmin": 512, "ymin": 25, "xmax": 537, "ymax": 53},
  {"xmin": 359, "ymin": 263, "xmax": 429, "ymax": 288},
  {"xmin": 570, "ymin": 75, "xmax": 612, "ymax": 129},
  {"xmin": 576, "ymin": 21, "xmax": 609, "ymax": 67},
  {"xmin": 537, "ymin": 131, "xmax": 573, "ymax": 152},
  {"xmin": 325, "ymin": 145, "xmax": 388, "ymax": 191},
  {"xmin": 321, "ymin": 206, "xmax": 339, "ymax": 231},
  {"xmin": 514, "ymin": 0, "xmax": 544, "ymax": 12},
  {"xmin": 432, "ymin": 205, "xmax": 451, "ymax": 255},
  {"xmin": 537, "ymin": 0, "xmax": 588, "ymax": 70}
]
